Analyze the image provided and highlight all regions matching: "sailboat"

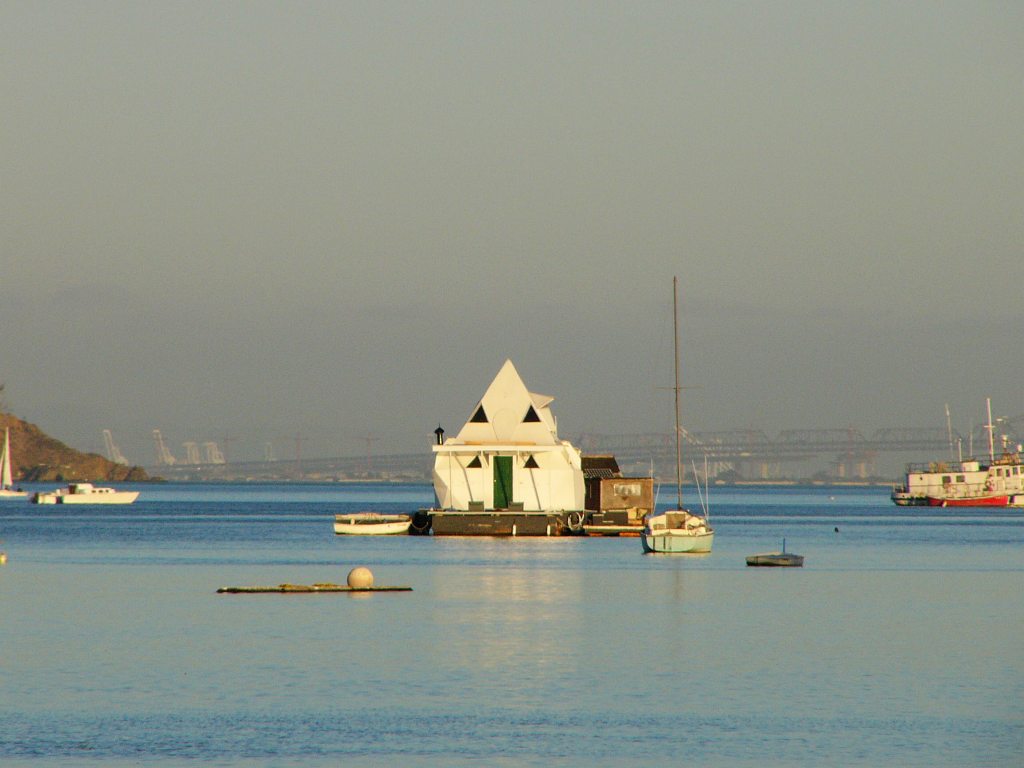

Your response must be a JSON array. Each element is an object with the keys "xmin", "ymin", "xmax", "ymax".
[
  {"xmin": 641, "ymin": 277, "xmax": 714, "ymax": 554},
  {"xmin": 0, "ymin": 427, "xmax": 28, "ymax": 499}
]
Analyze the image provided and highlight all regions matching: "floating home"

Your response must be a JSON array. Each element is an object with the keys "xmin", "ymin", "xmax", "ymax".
[
  {"xmin": 424, "ymin": 360, "xmax": 651, "ymax": 536},
  {"xmin": 427, "ymin": 360, "xmax": 585, "ymax": 535}
]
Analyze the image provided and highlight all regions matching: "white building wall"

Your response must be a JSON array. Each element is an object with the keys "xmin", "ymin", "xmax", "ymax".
[{"xmin": 432, "ymin": 446, "xmax": 585, "ymax": 512}]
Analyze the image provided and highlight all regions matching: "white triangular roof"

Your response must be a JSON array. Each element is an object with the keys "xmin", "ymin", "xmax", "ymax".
[{"xmin": 453, "ymin": 359, "xmax": 561, "ymax": 445}]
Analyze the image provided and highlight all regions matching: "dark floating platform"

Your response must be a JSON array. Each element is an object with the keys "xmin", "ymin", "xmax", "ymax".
[
  {"xmin": 217, "ymin": 583, "xmax": 412, "ymax": 594},
  {"xmin": 746, "ymin": 553, "xmax": 804, "ymax": 567},
  {"xmin": 746, "ymin": 538, "xmax": 804, "ymax": 567}
]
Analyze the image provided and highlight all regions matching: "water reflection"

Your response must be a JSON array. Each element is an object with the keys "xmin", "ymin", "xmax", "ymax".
[{"xmin": 424, "ymin": 543, "xmax": 589, "ymax": 681}]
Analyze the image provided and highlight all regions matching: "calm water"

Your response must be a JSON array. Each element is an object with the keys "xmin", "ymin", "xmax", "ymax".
[{"xmin": 1, "ymin": 483, "xmax": 1021, "ymax": 767}]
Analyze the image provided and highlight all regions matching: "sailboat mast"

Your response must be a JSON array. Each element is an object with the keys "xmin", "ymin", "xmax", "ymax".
[
  {"xmin": 945, "ymin": 404, "xmax": 954, "ymax": 463},
  {"xmin": 673, "ymin": 276, "xmax": 682, "ymax": 510}
]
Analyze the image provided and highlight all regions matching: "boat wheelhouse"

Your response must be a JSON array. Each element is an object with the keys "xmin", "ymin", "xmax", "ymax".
[{"xmin": 428, "ymin": 360, "xmax": 585, "ymax": 535}]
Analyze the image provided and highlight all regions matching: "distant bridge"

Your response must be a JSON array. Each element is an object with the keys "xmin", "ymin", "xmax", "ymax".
[
  {"xmin": 572, "ymin": 418, "xmax": 1024, "ymax": 479},
  {"xmin": 146, "ymin": 417, "xmax": 1024, "ymax": 482},
  {"xmin": 574, "ymin": 426, "xmax": 958, "ymax": 461}
]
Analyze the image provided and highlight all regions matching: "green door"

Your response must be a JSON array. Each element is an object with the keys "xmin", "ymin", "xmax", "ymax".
[{"xmin": 493, "ymin": 456, "xmax": 513, "ymax": 509}]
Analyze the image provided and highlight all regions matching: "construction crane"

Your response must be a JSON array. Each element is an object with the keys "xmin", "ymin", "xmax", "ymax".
[
  {"xmin": 220, "ymin": 433, "xmax": 237, "ymax": 464},
  {"xmin": 152, "ymin": 429, "xmax": 176, "ymax": 466},
  {"xmin": 293, "ymin": 432, "xmax": 306, "ymax": 478},
  {"xmin": 203, "ymin": 441, "xmax": 226, "ymax": 464},
  {"xmin": 182, "ymin": 441, "xmax": 201, "ymax": 465},
  {"xmin": 102, "ymin": 430, "xmax": 128, "ymax": 465},
  {"xmin": 358, "ymin": 435, "xmax": 379, "ymax": 473}
]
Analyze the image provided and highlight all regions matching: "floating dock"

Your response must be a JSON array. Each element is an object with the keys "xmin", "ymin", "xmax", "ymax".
[
  {"xmin": 217, "ymin": 583, "xmax": 412, "ymax": 594},
  {"xmin": 426, "ymin": 509, "xmax": 569, "ymax": 536}
]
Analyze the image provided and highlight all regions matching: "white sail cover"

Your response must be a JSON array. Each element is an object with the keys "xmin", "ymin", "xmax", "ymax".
[{"xmin": 2, "ymin": 428, "xmax": 13, "ymax": 488}]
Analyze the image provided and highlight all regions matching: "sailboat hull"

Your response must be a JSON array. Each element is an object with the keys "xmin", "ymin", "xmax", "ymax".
[{"xmin": 641, "ymin": 529, "xmax": 714, "ymax": 554}]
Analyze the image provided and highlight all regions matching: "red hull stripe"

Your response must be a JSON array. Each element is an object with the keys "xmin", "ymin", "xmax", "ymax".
[{"xmin": 926, "ymin": 495, "xmax": 1010, "ymax": 507}]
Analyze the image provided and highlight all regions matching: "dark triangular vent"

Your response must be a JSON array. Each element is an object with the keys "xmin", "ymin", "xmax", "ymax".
[
  {"xmin": 524, "ymin": 455, "xmax": 539, "ymax": 469},
  {"xmin": 470, "ymin": 405, "xmax": 488, "ymax": 423},
  {"xmin": 467, "ymin": 456, "xmax": 482, "ymax": 468},
  {"xmin": 523, "ymin": 405, "xmax": 541, "ymax": 423}
]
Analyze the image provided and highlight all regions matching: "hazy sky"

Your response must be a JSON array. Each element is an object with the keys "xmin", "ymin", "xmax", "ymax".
[{"xmin": 2, "ymin": 1, "xmax": 1022, "ymax": 464}]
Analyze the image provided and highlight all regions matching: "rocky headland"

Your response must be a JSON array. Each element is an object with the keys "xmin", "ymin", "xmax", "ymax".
[{"xmin": 0, "ymin": 412, "xmax": 151, "ymax": 483}]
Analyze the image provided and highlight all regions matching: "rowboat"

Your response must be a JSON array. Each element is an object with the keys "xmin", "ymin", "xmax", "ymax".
[{"xmin": 333, "ymin": 512, "xmax": 412, "ymax": 535}]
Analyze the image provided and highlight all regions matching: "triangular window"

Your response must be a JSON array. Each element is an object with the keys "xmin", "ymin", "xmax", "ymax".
[
  {"xmin": 470, "ymin": 405, "xmax": 488, "ymax": 423},
  {"xmin": 467, "ymin": 456, "xmax": 482, "ymax": 468},
  {"xmin": 524, "ymin": 455, "xmax": 539, "ymax": 469},
  {"xmin": 523, "ymin": 405, "xmax": 541, "ymax": 423}
]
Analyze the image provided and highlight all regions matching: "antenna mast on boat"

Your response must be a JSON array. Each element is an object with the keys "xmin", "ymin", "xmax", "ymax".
[
  {"xmin": 986, "ymin": 397, "xmax": 995, "ymax": 461},
  {"xmin": 673, "ymin": 276, "xmax": 683, "ymax": 511},
  {"xmin": 945, "ymin": 404, "xmax": 954, "ymax": 463}
]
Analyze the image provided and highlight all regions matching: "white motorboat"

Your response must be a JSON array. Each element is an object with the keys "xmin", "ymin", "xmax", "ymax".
[
  {"xmin": 31, "ymin": 482, "xmax": 139, "ymax": 505},
  {"xmin": 333, "ymin": 512, "xmax": 412, "ymax": 535},
  {"xmin": 641, "ymin": 277, "xmax": 714, "ymax": 555},
  {"xmin": 0, "ymin": 428, "xmax": 27, "ymax": 499}
]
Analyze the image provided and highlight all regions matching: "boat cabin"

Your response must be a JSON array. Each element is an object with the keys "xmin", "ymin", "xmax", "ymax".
[{"xmin": 582, "ymin": 454, "xmax": 653, "ymax": 530}]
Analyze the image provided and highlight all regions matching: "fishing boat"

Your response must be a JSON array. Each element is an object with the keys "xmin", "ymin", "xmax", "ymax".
[
  {"xmin": 31, "ymin": 482, "xmax": 139, "ymax": 505},
  {"xmin": 891, "ymin": 399, "xmax": 1024, "ymax": 508},
  {"xmin": 333, "ymin": 512, "xmax": 412, "ymax": 535},
  {"xmin": 0, "ymin": 428, "xmax": 27, "ymax": 499},
  {"xmin": 641, "ymin": 277, "xmax": 714, "ymax": 555},
  {"xmin": 747, "ymin": 539, "xmax": 804, "ymax": 567}
]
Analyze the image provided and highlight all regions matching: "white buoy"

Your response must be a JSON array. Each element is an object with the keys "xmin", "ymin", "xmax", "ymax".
[{"xmin": 347, "ymin": 566, "xmax": 374, "ymax": 589}]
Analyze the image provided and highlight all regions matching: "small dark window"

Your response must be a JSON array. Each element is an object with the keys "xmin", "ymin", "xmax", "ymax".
[
  {"xmin": 470, "ymin": 405, "xmax": 488, "ymax": 423},
  {"xmin": 956, "ymin": 475, "xmax": 965, "ymax": 482},
  {"xmin": 523, "ymin": 405, "xmax": 541, "ymax": 423},
  {"xmin": 524, "ymin": 456, "xmax": 539, "ymax": 469},
  {"xmin": 467, "ymin": 457, "xmax": 482, "ymax": 468}
]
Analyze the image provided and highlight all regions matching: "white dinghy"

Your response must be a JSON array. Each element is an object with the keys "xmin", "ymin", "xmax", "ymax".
[{"xmin": 333, "ymin": 512, "xmax": 412, "ymax": 536}]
